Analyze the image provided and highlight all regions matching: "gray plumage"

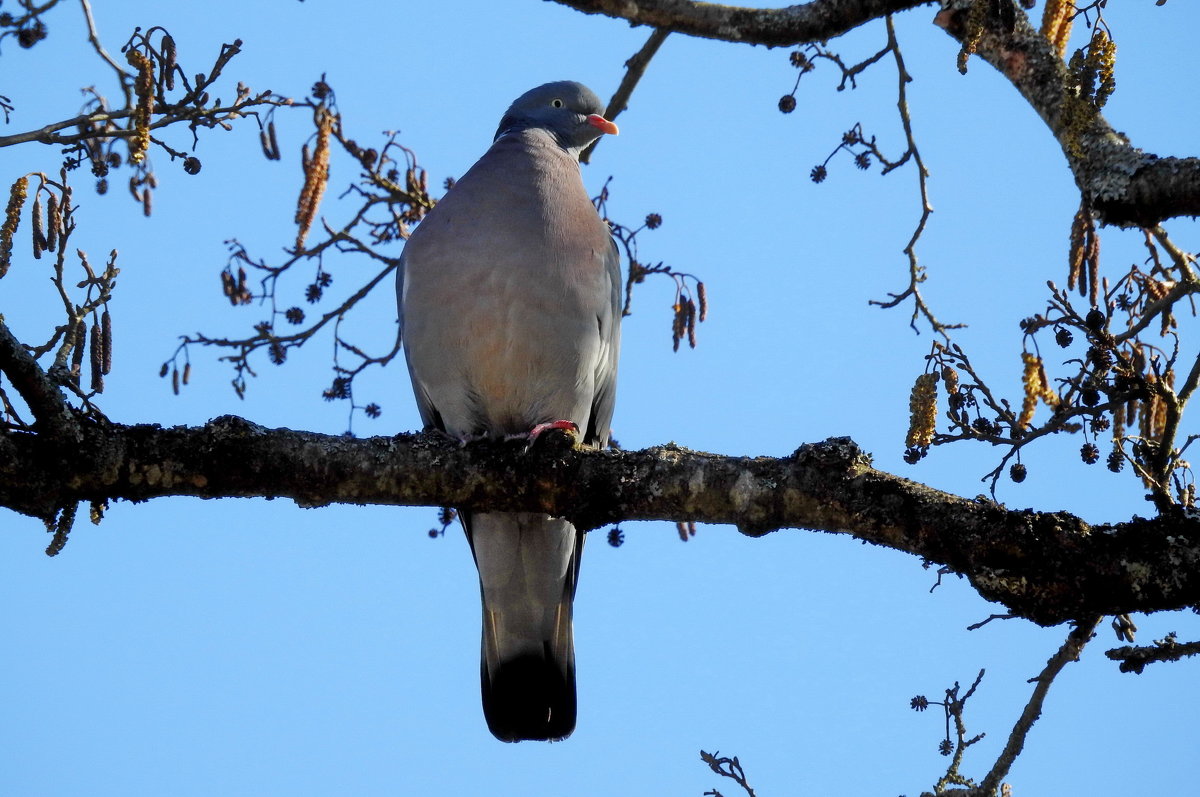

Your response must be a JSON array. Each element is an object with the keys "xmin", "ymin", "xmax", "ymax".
[{"xmin": 398, "ymin": 81, "xmax": 621, "ymax": 742}]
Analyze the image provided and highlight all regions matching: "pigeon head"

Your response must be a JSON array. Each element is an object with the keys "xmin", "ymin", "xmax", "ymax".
[{"xmin": 494, "ymin": 81, "xmax": 618, "ymax": 157}]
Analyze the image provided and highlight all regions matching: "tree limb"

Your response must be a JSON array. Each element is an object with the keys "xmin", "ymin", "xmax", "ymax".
[
  {"xmin": 1105, "ymin": 635, "xmax": 1200, "ymax": 674},
  {"xmin": 933, "ymin": 1, "xmax": 1200, "ymax": 227},
  {"xmin": 975, "ymin": 617, "xmax": 1101, "ymax": 795},
  {"xmin": 2, "ymin": 414, "xmax": 1199, "ymax": 626},
  {"xmin": 0, "ymin": 318, "xmax": 80, "ymax": 441},
  {"xmin": 554, "ymin": 0, "xmax": 1200, "ymax": 225},
  {"xmin": 550, "ymin": 0, "xmax": 933, "ymax": 47}
]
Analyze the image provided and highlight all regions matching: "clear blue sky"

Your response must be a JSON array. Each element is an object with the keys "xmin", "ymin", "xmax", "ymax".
[{"xmin": 2, "ymin": 2, "xmax": 1198, "ymax": 795}]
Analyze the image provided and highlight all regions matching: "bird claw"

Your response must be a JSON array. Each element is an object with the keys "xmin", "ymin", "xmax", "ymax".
[
  {"xmin": 528, "ymin": 420, "xmax": 579, "ymax": 440},
  {"xmin": 505, "ymin": 420, "xmax": 579, "ymax": 451}
]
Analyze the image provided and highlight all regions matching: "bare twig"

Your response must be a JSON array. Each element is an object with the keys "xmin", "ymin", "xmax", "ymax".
[
  {"xmin": 78, "ymin": 0, "xmax": 131, "ymax": 99},
  {"xmin": 1106, "ymin": 633, "xmax": 1200, "ymax": 674},
  {"xmin": 976, "ymin": 616, "xmax": 1102, "ymax": 794},
  {"xmin": 868, "ymin": 16, "xmax": 961, "ymax": 336},
  {"xmin": 582, "ymin": 27, "xmax": 670, "ymax": 164},
  {"xmin": 700, "ymin": 750, "xmax": 756, "ymax": 797}
]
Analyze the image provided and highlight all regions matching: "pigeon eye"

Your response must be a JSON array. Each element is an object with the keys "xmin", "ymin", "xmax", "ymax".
[{"xmin": 551, "ymin": 98, "xmax": 564, "ymax": 108}]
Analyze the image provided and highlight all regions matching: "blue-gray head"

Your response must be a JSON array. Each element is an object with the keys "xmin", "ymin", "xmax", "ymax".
[{"xmin": 494, "ymin": 81, "xmax": 618, "ymax": 157}]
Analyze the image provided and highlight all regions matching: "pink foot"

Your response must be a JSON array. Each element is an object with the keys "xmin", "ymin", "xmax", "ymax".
[
  {"xmin": 528, "ymin": 420, "xmax": 579, "ymax": 440},
  {"xmin": 504, "ymin": 419, "xmax": 579, "ymax": 447}
]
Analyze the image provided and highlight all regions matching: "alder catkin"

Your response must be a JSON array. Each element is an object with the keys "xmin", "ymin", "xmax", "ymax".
[
  {"xmin": 126, "ymin": 48, "xmax": 155, "ymax": 164},
  {"xmin": 685, "ymin": 297, "xmax": 697, "ymax": 349},
  {"xmin": 905, "ymin": 372, "xmax": 938, "ymax": 449},
  {"xmin": 71, "ymin": 318, "xmax": 87, "ymax": 379},
  {"xmin": 89, "ymin": 321, "xmax": 104, "ymax": 392},
  {"xmin": 31, "ymin": 192, "xmax": 45, "ymax": 259},
  {"xmin": 294, "ymin": 109, "xmax": 333, "ymax": 250},
  {"xmin": 46, "ymin": 191, "xmax": 59, "ymax": 252},
  {"xmin": 162, "ymin": 35, "xmax": 177, "ymax": 91},
  {"xmin": 100, "ymin": 310, "xmax": 112, "ymax": 374},
  {"xmin": 267, "ymin": 121, "xmax": 280, "ymax": 160},
  {"xmin": 0, "ymin": 176, "xmax": 29, "ymax": 278}
]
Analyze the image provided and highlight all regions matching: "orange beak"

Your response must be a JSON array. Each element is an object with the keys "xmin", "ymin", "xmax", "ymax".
[{"xmin": 586, "ymin": 114, "xmax": 619, "ymax": 136}]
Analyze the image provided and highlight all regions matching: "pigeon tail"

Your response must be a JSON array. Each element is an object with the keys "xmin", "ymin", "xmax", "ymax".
[
  {"xmin": 482, "ymin": 647, "xmax": 576, "ymax": 742},
  {"xmin": 467, "ymin": 511, "xmax": 582, "ymax": 742}
]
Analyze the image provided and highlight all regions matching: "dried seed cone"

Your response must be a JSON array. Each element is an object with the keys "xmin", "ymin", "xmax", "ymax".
[{"xmin": 941, "ymin": 366, "xmax": 960, "ymax": 396}]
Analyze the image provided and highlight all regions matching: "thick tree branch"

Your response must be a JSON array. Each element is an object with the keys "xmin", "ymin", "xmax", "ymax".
[
  {"xmin": 550, "ymin": 0, "xmax": 932, "ymax": 46},
  {"xmin": 0, "ymin": 319, "xmax": 80, "ymax": 441},
  {"xmin": 933, "ymin": 1, "xmax": 1200, "ymax": 227},
  {"xmin": 2, "ymin": 416, "xmax": 1199, "ymax": 626},
  {"xmin": 555, "ymin": 0, "xmax": 1200, "ymax": 225}
]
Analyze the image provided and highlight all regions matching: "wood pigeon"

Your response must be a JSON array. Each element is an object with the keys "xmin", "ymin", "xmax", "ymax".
[{"xmin": 397, "ymin": 81, "xmax": 621, "ymax": 742}]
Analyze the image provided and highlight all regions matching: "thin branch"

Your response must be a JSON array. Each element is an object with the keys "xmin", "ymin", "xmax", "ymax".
[
  {"xmin": 700, "ymin": 751, "xmax": 756, "ymax": 797},
  {"xmin": 1106, "ymin": 634, "xmax": 1200, "ymax": 674},
  {"xmin": 867, "ymin": 16, "xmax": 962, "ymax": 335},
  {"xmin": 977, "ymin": 617, "xmax": 1102, "ymax": 794},
  {"xmin": 78, "ymin": 0, "xmax": 131, "ymax": 100},
  {"xmin": 0, "ymin": 318, "xmax": 79, "ymax": 441},
  {"xmin": 582, "ymin": 27, "xmax": 670, "ymax": 164}
]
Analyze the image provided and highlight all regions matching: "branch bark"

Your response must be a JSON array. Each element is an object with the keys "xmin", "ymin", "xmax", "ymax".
[
  {"xmin": 550, "ymin": 0, "xmax": 933, "ymax": 47},
  {"xmin": 932, "ymin": 1, "xmax": 1200, "ymax": 227},
  {"xmin": 553, "ymin": 0, "xmax": 1200, "ymax": 226},
  {"xmin": 3, "ymin": 414, "xmax": 1199, "ymax": 626}
]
